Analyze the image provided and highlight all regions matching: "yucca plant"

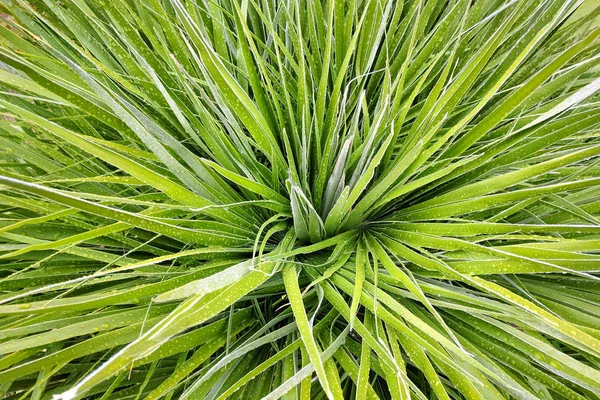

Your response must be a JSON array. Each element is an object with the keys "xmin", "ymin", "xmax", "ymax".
[{"xmin": 0, "ymin": 0, "xmax": 600, "ymax": 398}]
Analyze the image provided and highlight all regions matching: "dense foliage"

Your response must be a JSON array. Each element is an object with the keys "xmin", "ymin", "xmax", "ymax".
[{"xmin": 1, "ymin": 0, "xmax": 600, "ymax": 399}]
